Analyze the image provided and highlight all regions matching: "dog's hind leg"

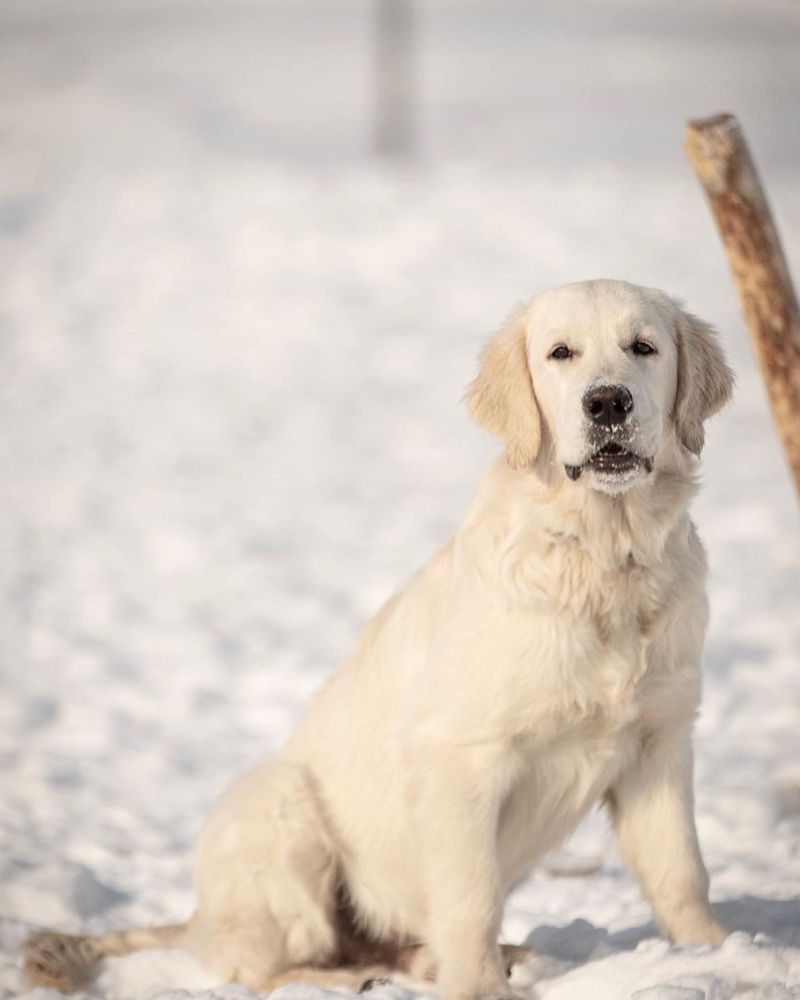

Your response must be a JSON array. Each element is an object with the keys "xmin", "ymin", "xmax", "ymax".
[
  {"xmin": 265, "ymin": 964, "xmax": 394, "ymax": 991},
  {"xmin": 191, "ymin": 760, "xmax": 342, "ymax": 989},
  {"xmin": 400, "ymin": 942, "xmax": 535, "ymax": 983},
  {"xmin": 24, "ymin": 761, "xmax": 343, "ymax": 993}
]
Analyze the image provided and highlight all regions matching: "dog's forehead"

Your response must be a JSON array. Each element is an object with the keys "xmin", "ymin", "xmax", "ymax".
[{"xmin": 526, "ymin": 280, "xmax": 668, "ymax": 339}]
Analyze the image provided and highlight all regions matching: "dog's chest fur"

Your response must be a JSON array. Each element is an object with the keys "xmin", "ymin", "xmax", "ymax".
[
  {"xmin": 484, "ymin": 499, "xmax": 692, "ymax": 721},
  {"xmin": 493, "ymin": 585, "xmax": 673, "ymax": 889},
  {"xmin": 473, "ymin": 479, "xmax": 701, "ymax": 885}
]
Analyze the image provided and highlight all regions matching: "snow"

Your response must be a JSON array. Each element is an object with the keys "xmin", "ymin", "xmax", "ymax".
[{"xmin": 1, "ymin": 2, "xmax": 799, "ymax": 999}]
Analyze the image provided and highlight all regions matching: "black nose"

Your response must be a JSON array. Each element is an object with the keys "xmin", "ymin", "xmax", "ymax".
[{"xmin": 583, "ymin": 384, "xmax": 633, "ymax": 427}]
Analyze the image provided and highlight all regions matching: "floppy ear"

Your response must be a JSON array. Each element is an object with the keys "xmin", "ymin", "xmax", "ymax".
[
  {"xmin": 673, "ymin": 305, "xmax": 735, "ymax": 455},
  {"xmin": 465, "ymin": 306, "xmax": 542, "ymax": 469}
]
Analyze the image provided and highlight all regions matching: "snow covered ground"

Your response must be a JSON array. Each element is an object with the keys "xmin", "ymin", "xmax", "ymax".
[{"xmin": 1, "ymin": 1, "xmax": 800, "ymax": 998}]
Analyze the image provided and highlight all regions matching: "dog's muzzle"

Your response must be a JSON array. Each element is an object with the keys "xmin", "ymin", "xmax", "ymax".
[{"xmin": 565, "ymin": 444, "xmax": 653, "ymax": 482}]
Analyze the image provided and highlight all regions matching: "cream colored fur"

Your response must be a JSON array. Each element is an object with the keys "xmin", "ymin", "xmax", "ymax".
[{"xmin": 25, "ymin": 280, "xmax": 734, "ymax": 1000}]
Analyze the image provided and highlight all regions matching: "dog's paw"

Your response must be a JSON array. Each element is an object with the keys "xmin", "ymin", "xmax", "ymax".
[
  {"xmin": 358, "ymin": 976, "xmax": 393, "ymax": 994},
  {"xmin": 670, "ymin": 913, "xmax": 729, "ymax": 948},
  {"xmin": 448, "ymin": 984, "xmax": 521, "ymax": 1000},
  {"xmin": 472, "ymin": 991, "xmax": 519, "ymax": 1000}
]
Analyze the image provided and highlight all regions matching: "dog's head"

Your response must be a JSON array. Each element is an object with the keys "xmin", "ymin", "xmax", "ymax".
[{"xmin": 466, "ymin": 280, "xmax": 734, "ymax": 494}]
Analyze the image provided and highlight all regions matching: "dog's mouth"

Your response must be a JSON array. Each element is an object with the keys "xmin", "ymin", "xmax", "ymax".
[{"xmin": 565, "ymin": 443, "xmax": 653, "ymax": 482}]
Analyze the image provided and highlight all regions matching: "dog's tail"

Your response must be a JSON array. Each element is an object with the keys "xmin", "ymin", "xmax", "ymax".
[{"xmin": 23, "ymin": 921, "xmax": 190, "ymax": 993}]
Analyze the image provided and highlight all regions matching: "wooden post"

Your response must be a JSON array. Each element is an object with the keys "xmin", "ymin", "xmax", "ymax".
[
  {"xmin": 685, "ymin": 112, "xmax": 800, "ymax": 499},
  {"xmin": 374, "ymin": 0, "xmax": 416, "ymax": 159}
]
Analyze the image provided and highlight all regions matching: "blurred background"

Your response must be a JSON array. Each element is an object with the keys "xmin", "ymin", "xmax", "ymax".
[{"xmin": 1, "ymin": 0, "xmax": 799, "ymax": 995}]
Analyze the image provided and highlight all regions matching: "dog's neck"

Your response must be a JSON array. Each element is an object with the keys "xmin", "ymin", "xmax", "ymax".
[
  {"xmin": 534, "ymin": 436, "xmax": 699, "ymax": 569},
  {"xmin": 469, "ymin": 438, "xmax": 699, "ymax": 573}
]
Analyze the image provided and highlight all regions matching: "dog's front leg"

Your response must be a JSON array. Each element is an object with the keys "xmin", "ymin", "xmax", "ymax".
[
  {"xmin": 411, "ymin": 743, "xmax": 516, "ymax": 1000},
  {"xmin": 608, "ymin": 725, "xmax": 727, "ymax": 946}
]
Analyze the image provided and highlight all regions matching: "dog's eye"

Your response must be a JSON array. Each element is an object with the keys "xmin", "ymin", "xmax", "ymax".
[
  {"xmin": 631, "ymin": 339, "xmax": 656, "ymax": 356},
  {"xmin": 549, "ymin": 345, "xmax": 573, "ymax": 360}
]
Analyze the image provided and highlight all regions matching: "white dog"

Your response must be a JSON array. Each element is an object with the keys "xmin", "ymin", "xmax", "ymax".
[{"xmin": 25, "ymin": 279, "xmax": 734, "ymax": 1000}]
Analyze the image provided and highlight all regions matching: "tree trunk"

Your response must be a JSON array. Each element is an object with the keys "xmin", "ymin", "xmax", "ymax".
[{"xmin": 685, "ymin": 112, "xmax": 800, "ymax": 500}]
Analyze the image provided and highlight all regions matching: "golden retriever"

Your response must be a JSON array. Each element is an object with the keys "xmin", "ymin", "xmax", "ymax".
[{"xmin": 25, "ymin": 279, "xmax": 734, "ymax": 1000}]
